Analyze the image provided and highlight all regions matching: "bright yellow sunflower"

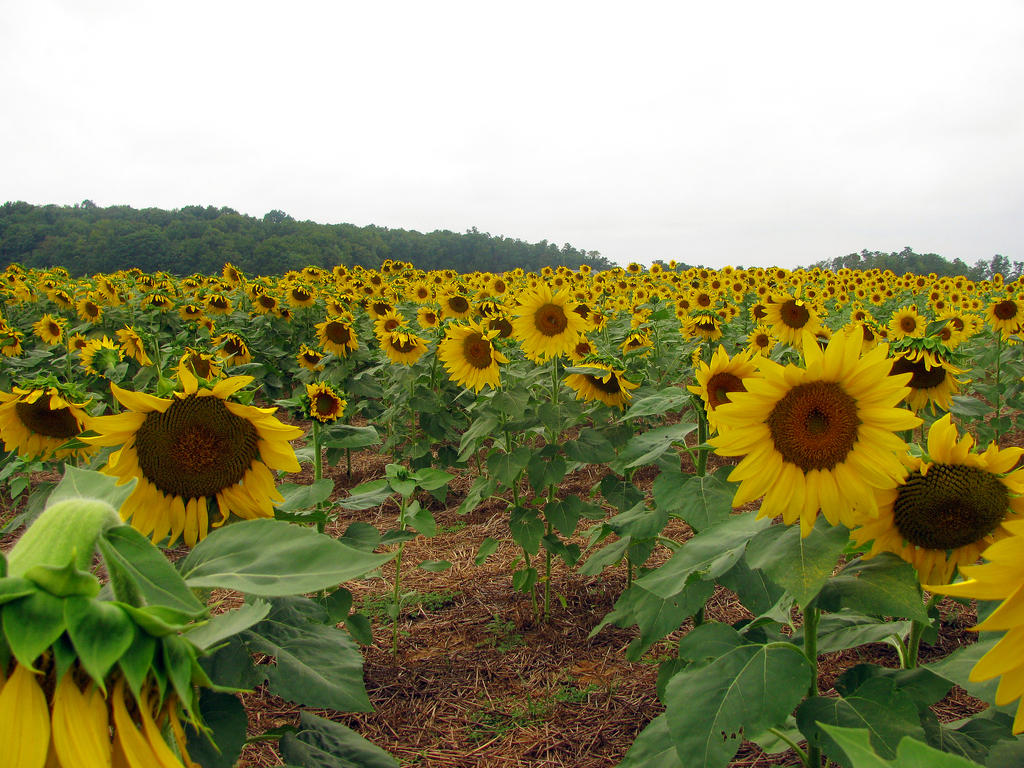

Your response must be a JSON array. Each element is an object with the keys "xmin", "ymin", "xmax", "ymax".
[
  {"xmin": 213, "ymin": 332, "xmax": 252, "ymax": 366},
  {"xmin": 986, "ymin": 296, "xmax": 1023, "ymax": 337},
  {"xmin": 887, "ymin": 305, "xmax": 927, "ymax": 340},
  {"xmin": 416, "ymin": 306, "xmax": 441, "ymax": 330},
  {"xmin": 511, "ymin": 283, "xmax": 588, "ymax": 362},
  {"xmin": 381, "ymin": 329, "xmax": 429, "ymax": 366},
  {"xmin": 316, "ymin": 318, "xmax": 359, "ymax": 356},
  {"xmin": 763, "ymin": 293, "xmax": 822, "ymax": 348},
  {"xmin": 296, "ymin": 344, "xmax": 325, "ymax": 371},
  {"xmin": 32, "ymin": 313, "xmax": 65, "ymax": 345},
  {"xmin": 931, "ymin": 517, "xmax": 1024, "ymax": 732},
  {"xmin": 711, "ymin": 328, "xmax": 922, "ymax": 536},
  {"xmin": 439, "ymin": 291, "xmax": 473, "ymax": 321},
  {"xmin": 75, "ymin": 294, "xmax": 103, "ymax": 323},
  {"xmin": 687, "ymin": 346, "xmax": 760, "ymax": 432},
  {"xmin": 373, "ymin": 309, "xmax": 405, "ymax": 340},
  {"xmin": 0, "ymin": 385, "xmax": 93, "ymax": 461},
  {"xmin": 851, "ymin": 414, "xmax": 1024, "ymax": 585},
  {"xmin": 437, "ymin": 320, "xmax": 508, "ymax": 392},
  {"xmin": 564, "ymin": 360, "xmax": 640, "ymax": 410},
  {"xmin": 85, "ymin": 365, "xmax": 303, "ymax": 546},
  {"xmin": 888, "ymin": 344, "xmax": 964, "ymax": 412},
  {"xmin": 746, "ymin": 324, "xmax": 776, "ymax": 357},
  {"xmin": 1, "ymin": 325, "xmax": 24, "ymax": 357},
  {"xmin": 305, "ymin": 381, "xmax": 346, "ymax": 422},
  {"xmin": 116, "ymin": 326, "xmax": 152, "ymax": 366}
]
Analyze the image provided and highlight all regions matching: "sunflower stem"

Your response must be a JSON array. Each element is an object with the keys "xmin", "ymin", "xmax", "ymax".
[
  {"xmin": 803, "ymin": 604, "xmax": 822, "ymax": 768},
  {"xmin": 994, "ymin": 333, "xmax": 1003, "ymax": 445},
  {"xmin": 767, "ymin": 727, "xmax": 811, "ymax": 768},
  {"xmin": 904, "ymin": 593, "xmax": 940, "ymax": 669},
  {"xmin": 695, "ymin": 406, "xmax": 709, "ymax": 477},
  {"xmin": 544, "ymin": 486, "xmax": 554, "ymax": 621},
  {"xmin": 312, "ymin": 421, "xmax": 325, "ymax": 533},
  {"xmin": 391, "ymin": 495, "xmax": 408, "ymax": 657}
]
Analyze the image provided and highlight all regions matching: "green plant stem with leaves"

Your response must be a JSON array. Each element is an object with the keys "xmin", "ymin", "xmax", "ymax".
[
  {"xmin": 803, "ymin": 605, "xmax": 822, "ymax": 768},
  {"xmin": 311, "ymin": 420, "xmax": 326, "ymax": 533},
  {"xmin": 994, "ymin": 333, "xmax": 1003, "ymax": 445}
]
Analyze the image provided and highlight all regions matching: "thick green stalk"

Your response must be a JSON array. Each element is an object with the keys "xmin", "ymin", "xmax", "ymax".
[
  {"xmin": 904, "ymin": 594, "xmax": 940, "ymax": 669},
  {"xmin": 312, "ymin": 420, "xmax": 325, "ymax": 533},
  {"xmin": 391, "ymin": 495, "xmax": 408, "ymax": 656},
  {"xmin": 994, "ymin": 334, "xmax": 1003, "ymax": 445},
  {"xmin": 696, "ymin": 406, "xmax": 709, "ymax": 477},
  {"xmin": 803, "ymin": 605, "xmax": 822, "ymax": 767}
]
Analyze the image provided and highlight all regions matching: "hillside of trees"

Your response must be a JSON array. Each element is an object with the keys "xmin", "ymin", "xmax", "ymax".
[
  {"xmin": 0, "ymin": 201, "xmax": 614, "ymax": 276},
  {"xmin": 807, "ymin": 247, "xmax": 1021, "ymax": 282}
]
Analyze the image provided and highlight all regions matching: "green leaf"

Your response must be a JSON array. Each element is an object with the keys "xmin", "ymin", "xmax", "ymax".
[
  {"xmin": 323, "ymin": 424, "xmax": 380, "ymax": 450},
  {"xmin": 277, "ymin": 480, "xmax": 335, "ymax": 512},
  {"xmin": 457, "ymin": 414, "xmax": 499, "ymax": 462},
  {"xmin": 923, "ymin": 635, "xmax": 1000, "ymax": 703},
  {"xmin": 620, "ymin": 388, "xmax": 690, "ymax": 420},
  {"xmin": 527, "ymin": 451, "xmax": 567, "ymax": 492},
  {"xmin": 405, "ymin": 501, "xmax": 436, "ymax": 538},
  {"xmin": 46, "ymin": 465, "xmax": 136, "ymax": 512},
  {"xmin": 409, "ymin": 467, "xmax": 454, "ymax": 491},
  {"xmin": 118, "ymin": 630, "xmax": 156, "ymax": 702},
  {"xmin": 607, "ymin": 502, "xmax": 668, "ymax": 540},
  {"xmin": 653, "ymin": 467, "xmax": 734, "ymax": 533},
  {"xmin": 949, "ymin": 396, "xmax": 991, "ymax": 419},
  {"xmin": 716, "ymin": 559, "xmax": 786, "ymax": 617},
  {"xmin": 578, "ymin": 535, "xmax": 631, "ymax": 576},
  {"xmin": 664, "ymin": 642, "xmax": 813, "ymax": 767},
  {"xmin": 636, "ymin": 513, "xmax": 769, "ymax": 600},
  {"xmin": 339, "ymin": 522, "xmax": 382, "ymax": 552},
  {"xmin": 98, "ymin": 525, "xmax": 205, "ymax": 615},
  {"xmin": 245, "ymin": 598, "xmax": 373, "ymax": 712},
  {"xmin": 23, "ymin": 559, "xmax": 101, "ymax": 598},
  {"xmin": 0, "ymin": 577, "xmax": 36, "ymax": 605},
  {"xmin": 563, "ymin": 429, "xmax": 616, "ymax": 464},
  {"xmin": 2, "ymin": 589, "xmax": 66, "ymax": 668},
  {"xmin": 600, "ymin": 473, "xmax": 644, "ymax": 512},
  {"xmin": 487, "ymin": 446, "xmax": 532, "ymax": 486},
  {"xmin": 512, "ymin": 567, "xmax": 537, "ymax": 593},
  {"xmin": 509, "ymin": 505, "xmax": 544, "ymax": 556},
  {"xmin": 184, "ymin": 599, "xmax": 271, "ymax": 650},
  {"xmin": 816, "ymin": 554, "xmax": 930, "ymax": 622},
  {"xmin": 612, "ymin": 422, "xmax": 697, "ymax": 471},
  {"xmin": 345, "ymin": 612, "xmax": 373, "ymax": 645},
  {"xmin": 417, "ymin": 560, "xmax": 452, "ymax": 572},
  {"xmin": 458, "ymin": 474, "xmax": 496, "ymax": 516},
  {"xmin": 796, "ymin": 610, "xmax": 912, "ymax": 655},
  {"xmin": 336, "ymin": 479, "xmax": 393, "ymax": 510},
  {"xmin": 384, "ymin": 464, "xmax": 416, "ymax": 498},
  {"xmin": 475, "ymin": 537, "xmax": 499, "ymax": 565},
  {"xmin": 181, "ymin": 519, "xmax": 392, "ymax": 596},
  {"xmin": 64, "ymin": 596, "xmax": 135, "ymax": 686},
  {"xmin": 162, "ymin": 633, "xmax": 200, "ymax": 720},
  {"xmin": 280, "ymin": 711, "xmax": 399, "ymax": 768},
  {"xmin": 819, "ymin": 724, "xmax": 986, "ymax": 768},
  {"xmin": 619, "ymin": 714, "xmax": 685, "ymax": 768},
  {"xmin": 185, "ymin": 690, "xmax": 249, "ymax": 768},
  {"xmin": 745, "ymin": 518, "xmax": 850, "ymax": 608},
  {"xmin": 545, "ymin": 499, "xmax": 581, "ymax": 538}
]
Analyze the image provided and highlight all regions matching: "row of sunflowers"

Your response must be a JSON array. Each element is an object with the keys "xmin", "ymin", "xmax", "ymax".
[{"xmin": 1, "ymin": 258, "xmax": 1024, "ymax": 767}]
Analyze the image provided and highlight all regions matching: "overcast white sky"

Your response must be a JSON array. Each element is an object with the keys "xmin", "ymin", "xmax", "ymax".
[{"xmin": 2, "ymin": 1, "xmax": 1022, "ymax": 270}]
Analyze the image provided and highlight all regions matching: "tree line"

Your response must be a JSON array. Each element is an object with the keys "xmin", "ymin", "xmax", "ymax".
[
  {"xmin": 0, "ymin": 201, "xmax": 614, "ymax": 276},
  {"xmin": 807, "ymin": 247, "xmax": 1021, "ymax": 282}
]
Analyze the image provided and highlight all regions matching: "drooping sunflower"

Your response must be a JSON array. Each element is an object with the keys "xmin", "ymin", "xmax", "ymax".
[
  {"xmin": 381, "ymin": 329, "xmax": 429, "ymax": 366},
  {"xmin": 305, "ymin": 381, "xmax": 346, "ymax": 422},
  {"xmin": 511, "ymin": 283, "xmax": 588, "ymax": 361},
  {"xmin": 564, "ymin": 360, "xmax": 640, "ymax": 410},
  {"xmin": 297, "ymin": 344, "xmax": 325, "ymax": 371},
  {"xmin": 178, "ymin": 347, "xmax": 222, "ymax": 380},
  {"xmin": 688, "ymin": 346, "xmax": 759, "ymax": 431},
  {"xmin": 316, "ymin": 318, "xmax": 359, "ymax": 356},
  {"xmin": 251, "ymin": 291, "xmax": 280, "ymax": 315},
  {"xmin": 80, "ymin": 336, "xmax": 123, "ymax": 377},
  {"xmin": 437, "ymin": 320, "xmax": 508, "ymax": 392},
  {"xmin": 213, "ymin": 332, "xmax": 252, "ymax": 366},
  {"xmin": 0, "ymin": 385, "xmax": 93, "ymax": 461},
  {"xmin": 711, "ymin": 328, "xmax": 922, "ymax": 536},
  {"xmin": 851, "ymin": 414, "xmax": 1024, "ymax": 585},
  {"xmin": 1, "ymin": 325, "xmax": 24, "ymax": 357},
  {"xmin": 763, "ymin": 293, "xmax": 822, "ymax": 348},
  {"xmin": 32, "ymin": 313, "xmax": 65, "ymax": 345},
  {"xmin": 888, "ymin": 343, "xmax": 964, "ymax": 412},
  {"xmin": 115, "ymin": 326, "xmax": 152, "ymax": 366},
  {"xmin": 86, "ymin": 365, "xmax": 303, "ymax": 546},
  {"xmin": 683, "ymin": 311, "xmax": 724, "ymax": 341},
  {"xmin": 621, "ymin": 331, "xmax": 652, "ymax": 356},
  {"xmin": 204, "ymin": 292, "xmax": 233, "ymax": 315},
  {"xmin": 286, "ymin": 283, "xmax": 317, "ymax": 308},
  {"xmin": 179, "ymin": 302, "xmax": 206, "ymax": 323}
]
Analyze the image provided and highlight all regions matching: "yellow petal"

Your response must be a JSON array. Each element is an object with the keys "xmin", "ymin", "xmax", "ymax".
[
  {"xmin": 0, "ymin": 664, "xmax": 51, "ymax": 768},
  {"xmin": 52, "ymin": 675, "xmax": 112, "ymax": 768}
]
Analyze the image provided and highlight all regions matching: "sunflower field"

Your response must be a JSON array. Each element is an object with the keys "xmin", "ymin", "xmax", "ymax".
[{"xmin": 1, "ymin": 259, "xmax": 1024, "ymax": 768}]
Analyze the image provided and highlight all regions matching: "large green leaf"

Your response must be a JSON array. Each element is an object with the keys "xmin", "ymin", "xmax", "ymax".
[
  {"xmin": 184, "ymin": 599, "xmax": 271, "ymax": 650},
  {"xmin": 925, "ymin": 635, "xmax": 1000, "ymax": 703},
  {"xmin": 816, "ymin": 553, "xmax": 930, "ymax": 622},
  {"xmin": 793, "ymin": 610, "xmax": 911, "ymax": 654},
  {"xmin": 323, "ymin": 424, "xmax": 380, "ymax": 450},
  {"xmin": 509, "ymin": 505, "xmax": 544, "ymax": 556},
  {"xmin": 653, "ymin": 466, "xmax": 734, "ymax": 533},
  {"xmin": 716, "ymin": 559, "xmax": 785, "ymax": 616},
  {"xmin": 181, "ymin": 519, "xmax": 392, "ymax": 596},
  {"xmin": 277, "ymin": 480, "xmax": 335, "ymax": 513},
  {"xmin": 487, "ymin": 446, "xmax": 532, "ymax": 486},
  {"xmin": 635, "ymin": 512, "xmax": 769, "ymax": 600},
  {"xmin": 244, "ymin": 598, "xmax": 372, "ymax": 712},
  {"xmin": 611, "ymin": 422, "xmax": 697, "ymax": 471},
  {"xmin": 98, "ymin": 525, "xmax": 206, "ymax": 615},
  {"xmin": 279, "ymin": 711, "xmax": 398, "ymax": 768},
  {"xmin": 664, "ymin": 641, "xmax": 813, "ymax": 766},
  {"xmin": 620, "ymin": 388, "xmax": 690, "ymax": 420},
  {"xmin": 64, "ymin": 596, "xmax": 135, "ymax": 686},
  {"xmin": 618, "ymin": 714, "xmax": 685, "ymax": 768},
  {"xmin": 46, "ymin": 465, "xmax": 136, "ymax": 512},
  {"xmin": 563, "ymin": 428, "xmax": 617, "ymax": 464},
  {"xmin": 184, "ymin": 690, "xmax": 248, "ymax": 768},
  {"xmin": 819, "ymin": 724, "xmax": 986, "ymax": 768},
  {"xmin": 336, "ymin": 479, "xmax": 393, "ymax": 510},
  {"xmin": 745, "ymin": 518, "xmax": 851, "ymax": 608}
]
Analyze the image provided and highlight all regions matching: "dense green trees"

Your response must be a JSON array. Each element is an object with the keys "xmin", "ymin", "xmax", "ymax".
[
  {"xmin": 809, "ymin": 247, "xmax": 1022, "ymax": 282},
  {"xmin": 0, "ymin": 201, "xmax": 614, "ymax": 276}
]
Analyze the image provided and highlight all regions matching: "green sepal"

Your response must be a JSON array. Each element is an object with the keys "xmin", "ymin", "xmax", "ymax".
[
  {"xmin": 119, "ymin": 630, "xmax": 157, "ymax": 703},
  {"xmin": 99, "ymin": 525, "xmax": 206, "ymax": 615},
  {"xmin": 51, "ymin": 632, "xmax": 78, "ymax": 683},
  {"xmin": 0, "ymin": 576, "xmax": 37, "ymax": 605},
  {"xmin": 2, "ymin": 589, "xmax": 66, "ymax": 669},
  {"xmin": 119, "ymin": 603, "xmax": 198, "ymax": 636},
  {"xmin": 163, "ymin": 633, "xmax": 201, "ymax": 722},
  {"xmin": 64, "ymin": 596, "xmax": 136, "ymax": 691},
  {"xmin": 24, "ymin": 558, "xmax": 101, "ymax": 598}
]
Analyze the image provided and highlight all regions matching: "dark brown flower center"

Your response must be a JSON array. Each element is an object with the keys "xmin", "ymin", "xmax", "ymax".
[
  {"xmin": 706, "ymin": 372, "xmax": 746, "ymax": 409},
  {"xmin": 135, "ymin": 394, "xmax": 260, "ymax": 499},
  {"xmin": 893, "ymin": 464, "xmax": 1008, "ymax": 550},
  {"xmin": 258, "ymin": 295, "xmax": 277, "ymax": 309},
  {"xmin": 448, "ymin": 296, "xmax": 470, "ymax": 314},
  {"xmin": 314, "ymin": 393, "xmax": 341, "ymax": 419},
  {"xmin": 767, "ymin": 381, "xmax": 860, "ymax": 470},
  {"xmin": 535, "ymin": 303, "xmax": 568, "ymax": 336},
  {"xmin": 587, "ymin": 372, "xmax": 622, "ymax": 394},
  {"xmin": 994, "ymin": 300, "xmax": 1018, "ymax": 321},
  {"xmin": 779, "ymin": 300, "xmax": 810, "ymax": 329},
  {"xmin": 325, "ymin": 322, "xmax": 351, "ymax": 344},
  {"xmin": 462, "ymin": 333, "xmax": 493, "ymax": 369},
  {"xmin": 900, "ymin": 316, "xmax": 918, "ymax": 333},
  {"xmin": 15, "ymin": 399, "xmax": 80, "ymax": 439},
  {"xmin": 489, "ymin": 318, "xmax": 513, "ymax": 338},
  {"xmin": 890, "ymin": 356, "xmax": 948, "ymax": 390}
]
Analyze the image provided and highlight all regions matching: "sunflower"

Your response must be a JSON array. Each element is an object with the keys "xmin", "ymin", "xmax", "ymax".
[
  {"xmin": 986, "ymin": 296, "xmax": 1023, "ymax": 337},
  {"xmin": 286, "ymin": 283, "xmax": 316, "ymax": 308},
  {"xmin": 252, "ymin": 291, "xmax": 280, "ymax": 315},
  {"xmin": 931, "ymin": 518, "xmax": 1024, "ymax": 733},
  {"xmin": 439, "ymin": 292, "xmax": 473, "ymax": 321},
  {"xmin": 888, "ymin": 305, "xmax": 927, "ymax": 340},
  {"xmin": 213, "ymin": 332, "xmax": 252, "ymax": 366},
  {"xmin": 145, "ymin": 292, "xmax": 174, "ymax": 312},
  {"xmin": 851, "ymin": 414, "xmax": 1024, "ymax": 585},
  {"xmin": 888, "ymin": 344, "xmax": 964, "ymax": 412},
  {"xmin": 381, "ymin": 329, "xmax": 429, "ymax": 366},
  {"xmin": 178, "ymin": 347, "xmax": 222, "ymax": 380},
  {"xmin": 373, "ymin": 309, "xmax": 405, "ymax": 340},
  {"xmin": 683, "ymin": 311, "xmax": 724, "ymax": 341},
  {"xmin": 437, "ymin": 320, "xmax": 508, "ymax": 392},
  {"xmin": 1, "ymin": 325, "xmax": 24, "ymax": 357},
  {"xmin": 115, "ymin": 326, "xmax": 152, "ymax": 366},
  {"xmin": 297, "ymin": 344, "xmax": 325, "ymax": 371},
  {"xmin": 205, "ymin": 292, "xmax": 233, "ymax": 315},
  {"xmin": 621, "ymin": 331, "xmax": 652, "ymax": 356},
  {"xmin": 0, "ymin": 385, "xmax": 93, "ymax": 461},
  {"xmin": 565, "ymin": 360, "xmax": 640, "ymax": 410},
  {"xmin": 711, "ymin": 328, "xmax": 921, "ymax": 536},
  {"xmin": 511, "ymin": 283, "xmax": 588, "ymax": 361},
  {"xmin": 416, "ymin": 306, "xmax": 441, "ymax": 330},
  {"xmin": 316, "ymin": 318, "xmax": 359, "ymax": 356},
  {"xmin": 179, "ymin": 303, "xmax": 206, "ymax": 323},
  {"xmin": 32, "ymin": 313, "xmax": 65, "ymax": 345},
  {"xmin": 568, "ymin": 334, "xmax": 596, "ymax": 364},
  {"xmin": 746, "ymin": 324, "xmax": 776, "ymax": 357},
  {"xmin": 763, "ymin": 293, "xmax": 822, "ymax": 348},
  {"xmin": 304, "ymin": 381, "xmax": 346, "ymax": 423},
  {"xmin": 688, "ymin": 346, "xmax": 759, "ymax": 431},
  {"xmin": 86, "ymin": 365, "xmax": 303, "ymax": 546},
  {"xmin": 80, "ymin": 336, "xmax": 123, "ymax": 377}
]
